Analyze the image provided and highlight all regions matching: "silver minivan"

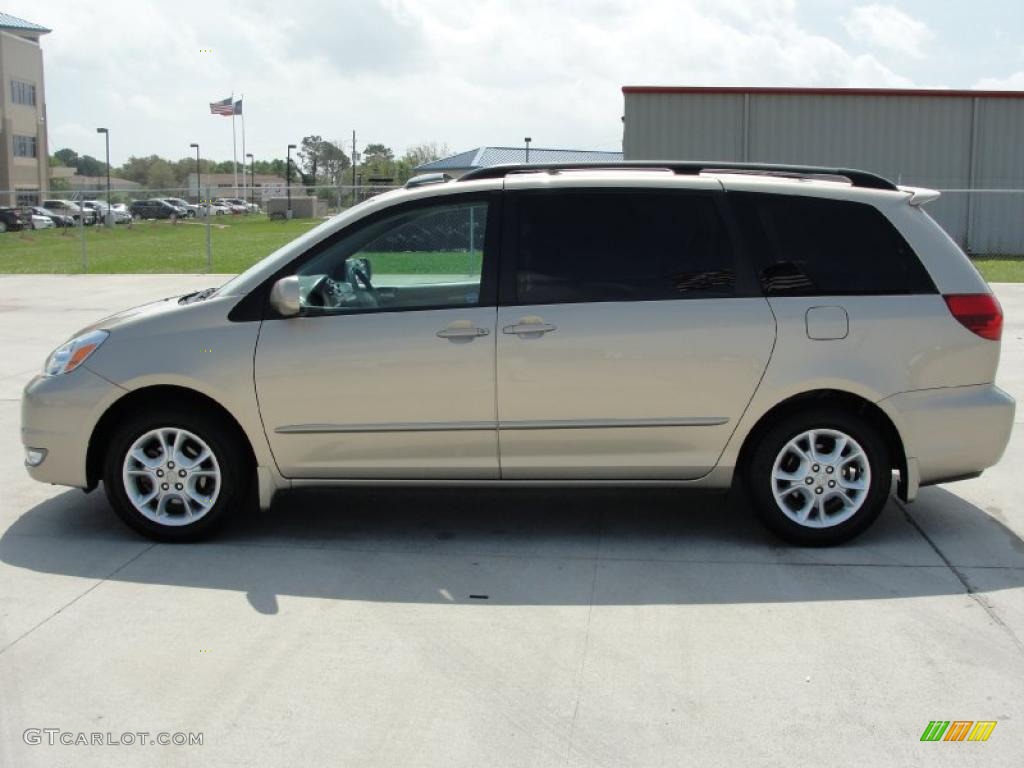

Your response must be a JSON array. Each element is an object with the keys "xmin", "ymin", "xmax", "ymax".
[{"xmin": 21, "ymin": 162, "xmax": 1015, "ymax": 544}]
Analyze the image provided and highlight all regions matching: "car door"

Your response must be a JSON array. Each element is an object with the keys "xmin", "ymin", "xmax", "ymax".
[
  {"xmin": 495, "ymin": 179, "xmax": 776, "ymax": 479},
  {"xmin": 255, "ymin": 192, "xmax": 500, "ymax": 479}
]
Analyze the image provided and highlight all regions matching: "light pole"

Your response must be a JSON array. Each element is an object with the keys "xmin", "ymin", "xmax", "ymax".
[
  {"xmin": 286, "ymin": 144, "xmax": 296, "ymax": 218},
  {"xmin": 246, "ymin": 153, "xmax": 254, "ymax": 211},
  {"xmin": 524, "ymin": 136, "xmax": 532, "ymax": 163},
  {"xmin": 189, "ymin": 143, "xmax": 201, "ymax": 205},
  {"xmin": 96, "ymin": 128, "xmax": 111, "ymax": 226}
]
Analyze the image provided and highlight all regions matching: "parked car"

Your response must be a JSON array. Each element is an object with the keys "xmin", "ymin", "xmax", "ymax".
[
  {"xmin": 25, "ymin": 209, "xmax": 55, "ymax": 229},
  {"xmin": 214, "ymin": 197, "xmax": 248, "ymax": 214},
  {"xmin": 128, "ymin": 199, "xmax": 186, "ymax": 220},
  {"xmin": 81, "ymin": 200, "xmax": 131, "ymax": 225},
  {"xmin": 222, "ymin": 197, "xmax": 259, "ymax": 213},
  {"xmin": 20, "ymin": 162, "xmax": 1015, "ymax": 544},
  {"xmin": 160, "ymin": 198, "xmax": 199, "ymax": 218},
  {"xmin": 41, "ymin": 200, "xmax": 97, "ymax": 226},
  {"xmin": 30, "ymin": 206, "xmax": 75, "ymax": 228},
  {"xmin": 0, "ymin": 207, "xmax": 27, "ymax": 232},
  {"xmin": 197, "ymin": 201, "xmax": 231, "ymax": 216}
]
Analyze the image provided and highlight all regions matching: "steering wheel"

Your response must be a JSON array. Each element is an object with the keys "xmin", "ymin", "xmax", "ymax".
[
  {"xmin": 352, "ymin": 267, "xmax": 376, "ymax": 296},
  {"xmin": 306, "ymin": 274, "xmax": 337, "ymax": 308}
]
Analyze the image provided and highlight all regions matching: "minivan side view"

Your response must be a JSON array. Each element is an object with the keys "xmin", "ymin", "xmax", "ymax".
[{"xmin": 21, "ymin": 162, "xmax": 1015, "ymax": 545}]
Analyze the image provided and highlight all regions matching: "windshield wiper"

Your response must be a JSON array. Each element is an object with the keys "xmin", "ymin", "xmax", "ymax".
[{"xmin": 178, "ymin": 287, "xmax": 218, "ymax": 305}]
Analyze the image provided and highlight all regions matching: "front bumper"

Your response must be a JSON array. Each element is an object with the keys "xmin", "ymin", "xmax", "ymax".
[
  {"xmin": 881, "ymin": 383, "xmax": 1015, "ymax": 488},
  {"xmin": 21, "ymin": 367, "xmax": 126, "ymax": 488}
]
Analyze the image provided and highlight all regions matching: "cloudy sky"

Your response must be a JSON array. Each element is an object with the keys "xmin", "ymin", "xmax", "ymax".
[{"xmin": 14, "ymin": 0, "xmax": 1024, "ymax": 165}]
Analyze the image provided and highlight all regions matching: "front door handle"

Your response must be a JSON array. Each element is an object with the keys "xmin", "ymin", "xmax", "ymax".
[
  {"xmin": 437, "ymin": 322, "xmax": 490, "ymax": 339},
  {"xmin": 503, "ymin": 316, "xmax": 557, "ymax": 336}
]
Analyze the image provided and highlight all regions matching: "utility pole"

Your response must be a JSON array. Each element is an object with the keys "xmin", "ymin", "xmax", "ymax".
[
  {"xmin": 286, "ymin": 144, "xmax": 297, "ymax": 218},
  {"xmin": 351, "ymin": 130, "xmax": 358, "ymax": 204},
  {"xmin": 96, "ymin": 128, "xmax": 111, "ymax": 227}
]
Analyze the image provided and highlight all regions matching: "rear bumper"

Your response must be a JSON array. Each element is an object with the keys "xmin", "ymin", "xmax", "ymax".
[
  {"xmin": 21, "ymin": 367, "xmax": 125, "ymax": 488},
  {"xmin": 881, "ymin": 383, "xmax": 1015, "ymax": 490}
]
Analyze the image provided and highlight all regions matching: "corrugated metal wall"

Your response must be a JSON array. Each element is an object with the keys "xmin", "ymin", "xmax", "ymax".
[{"xmin": 623, "ymin": 91, "xmax": 1024, "ymax": 254}]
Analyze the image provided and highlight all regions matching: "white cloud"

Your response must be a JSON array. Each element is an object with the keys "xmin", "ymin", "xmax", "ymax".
[
  {"xmin": 974, "ymin": 71, "xmax": 1024, "ymax": 89},
  {"xmin": 843, "ymin": 4, "xmax": 933, "ymax": 58},
  {"xmin": 11, "ymin": 0, "xmax": 917, "ymax": 165}
]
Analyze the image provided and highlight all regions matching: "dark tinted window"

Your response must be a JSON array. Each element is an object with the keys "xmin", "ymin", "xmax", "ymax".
[
  {"xmin": 731, "ymin": 192, "xmax": 935, "ymax": 295},
  {"xmin": 515, "ymin": 190, "xmax": 735, "ymax": 304}
]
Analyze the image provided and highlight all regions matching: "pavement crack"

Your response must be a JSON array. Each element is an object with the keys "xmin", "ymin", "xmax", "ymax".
[
  {"xmin": 564, "ymin": 509, "xmax": 604, "ymax": 767},
  {"xmin": 0, "ymin": 543, "xmax": 156, "ymax": 657},
  {"xmin": 897, "ymin": 498, "xmax": 1024, "ymax": 656}
]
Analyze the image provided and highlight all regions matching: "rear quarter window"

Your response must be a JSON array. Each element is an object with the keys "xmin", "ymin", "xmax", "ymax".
[{"xmin": 730, "ymin": 192, "xmax": 936, "ymax": 296}]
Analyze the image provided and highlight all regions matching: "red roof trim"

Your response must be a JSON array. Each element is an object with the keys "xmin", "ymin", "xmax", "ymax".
[{"xmin": 622, "ymin": 85, "xmax": 1024, "ymax": 99}]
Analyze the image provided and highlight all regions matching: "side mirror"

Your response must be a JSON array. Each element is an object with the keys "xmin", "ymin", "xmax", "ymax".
[{"xmin": 269, "ymin": 275, "xmax": 301, "ymax": 317}]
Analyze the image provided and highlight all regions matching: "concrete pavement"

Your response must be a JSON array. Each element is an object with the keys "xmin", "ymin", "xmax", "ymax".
[{"xmin": 1, "ymin": 275, "xmax": 1022, "ymax": 767}]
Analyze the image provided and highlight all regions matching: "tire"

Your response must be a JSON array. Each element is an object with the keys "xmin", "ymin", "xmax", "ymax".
[
  {"xmin": 746, "ymin": 407, "xmax": 891, "ymax": 546},
  {"xmin": 102, "ymin": 408, "xmax": 252, "ymax": 542}
]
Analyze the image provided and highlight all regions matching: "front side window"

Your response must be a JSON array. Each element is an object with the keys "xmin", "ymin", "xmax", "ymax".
[
  {"xmin": 730, "ymin": 192, "xmax": 935, "ymax": 295},
  {"xmin": 297, "ymin": 199, "xmax": 489, "ymax": 314},
  {"xmin": 13, "ymin": 135, "xmax": 37, "ymax": 158},
  {"xmin": 514, "ymin": 190, "xmax": 735, "ymax": 305}
]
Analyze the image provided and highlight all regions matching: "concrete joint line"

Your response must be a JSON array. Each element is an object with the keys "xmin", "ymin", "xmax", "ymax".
[
  {"xmin": 896, "ymin": 498, "xmax": 1024, "ymax": 656},
  {"xmin": 0, "ymin": 543, "xmax": 156, "ymax": 657}
]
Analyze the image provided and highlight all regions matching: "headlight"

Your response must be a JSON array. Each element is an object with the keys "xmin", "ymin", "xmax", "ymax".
[{"xmin": 44, "ymin": 329, "xmax": 109, "ymax": 376}]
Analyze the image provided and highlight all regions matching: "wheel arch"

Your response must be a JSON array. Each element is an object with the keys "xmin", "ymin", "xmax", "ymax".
[
  {"xmin": 86, "ymin": 384, "xmax": 257, "ymax": 490},
  {"xmin": 735, "ymin": 388, "xmax": 909, "ymax": 500}
]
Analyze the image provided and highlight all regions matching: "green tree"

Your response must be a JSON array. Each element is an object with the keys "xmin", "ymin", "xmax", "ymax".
[
  {"xmin": 53, "ymin": 147, "xmax": 79, "ymax": 167},
  {"xmin": 145, "ymin": 158, "xmax": 177, "ymax": 190},
  {"xmin": 75, "ymin": 154, "xmax": 107, "ymax": 177}
]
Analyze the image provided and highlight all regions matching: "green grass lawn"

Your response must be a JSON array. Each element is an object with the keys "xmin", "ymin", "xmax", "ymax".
[
  {"xmin": 0, "ymin": 216, "xmax": 321, "ymax": 274},
  {"xmin": 2, "ymin": 216, "xmax": 1022, "ymax": 281},
  {"xmin": 970, "ymin": 257, "xmax": 1024, "ymax": 283}
]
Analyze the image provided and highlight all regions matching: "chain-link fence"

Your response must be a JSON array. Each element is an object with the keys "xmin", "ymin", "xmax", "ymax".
[
  {"xmin": 1, "ymin": 184, "xmax": 1022, "ymax": 274},
  {"xmin": 0, "ymin": 184, "xmax": 399, "ymax": 274}
]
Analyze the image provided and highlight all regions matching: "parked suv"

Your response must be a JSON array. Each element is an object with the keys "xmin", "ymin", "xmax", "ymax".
[
  {"xmin": 21, "ymin": 162, "xmax": 1014, "ymax": 544},
  {"xmin": 129, "ymin": 199, "xmax": 186, "ymax": 220},
  {"xmin": 0, "ymin": 207, "xmax": 27, "ymax": 232},
  {"xmin": 41, "ymin": 199, "xmax": 97, "ymax": 226}
]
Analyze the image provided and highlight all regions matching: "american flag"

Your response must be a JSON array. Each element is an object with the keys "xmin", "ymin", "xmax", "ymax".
[{"xmin": 209, "ymin": 97, "xmax": 234, "ymax": 116}]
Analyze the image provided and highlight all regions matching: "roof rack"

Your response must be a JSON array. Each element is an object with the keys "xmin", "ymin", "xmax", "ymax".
[
  {"xmin": 404, "ymin": 172, "xmax": 453, "ymax": 189},
  {"xmin": 457, "ymin": 161, "xmax": 898, "ymax": 191}
]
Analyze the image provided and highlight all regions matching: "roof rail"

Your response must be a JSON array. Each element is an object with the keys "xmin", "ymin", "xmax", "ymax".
[
  {"xmin": 404, "ymin": 172, "xmax": 453, "ymax": 189},
  {"xmin": 457, "ymin": 161, "xmax": 898, "ymax": 191}
]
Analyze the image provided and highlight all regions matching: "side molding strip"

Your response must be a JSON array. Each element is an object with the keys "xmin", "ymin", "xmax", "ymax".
[{"xmin": 275, "ymin": 416, "xmax": 728, "ymax": 434}]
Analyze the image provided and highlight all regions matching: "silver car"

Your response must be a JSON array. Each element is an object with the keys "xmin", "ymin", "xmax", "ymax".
[{"xmin": 21, "ymin": 162, "xmax": 1015, "ymax": 544}]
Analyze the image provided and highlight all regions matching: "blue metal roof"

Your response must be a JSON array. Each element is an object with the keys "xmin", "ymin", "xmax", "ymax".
[
  {"xmin": 416, "ymin": 146, "xmax": 622, "ymax": 172},
  {"xmin": 0, "ymin": 12, "xmax": 50, "ymax": 34}
]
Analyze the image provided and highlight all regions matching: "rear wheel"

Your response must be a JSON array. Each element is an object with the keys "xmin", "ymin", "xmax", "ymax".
[
  {"xmin": 103, "ymin": 408, "xmax": 251, "ymax": 542},
  {"xmin": 746, "ymin": 408, "xmax": 891, "ymax": 545}
]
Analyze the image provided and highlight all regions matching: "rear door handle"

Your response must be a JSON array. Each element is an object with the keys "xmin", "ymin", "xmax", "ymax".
[
  {"xmin": 503, "ymin": 318, "xmax": 557, "ymax": 336},
  {"xmin": 437, "ymin": 324, "xmax": 490, "ymax": 339}
]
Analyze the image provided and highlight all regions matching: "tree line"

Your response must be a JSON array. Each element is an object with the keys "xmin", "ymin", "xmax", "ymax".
[{"xmin": 49, "ymin": 139, "xmax": 451, "ymax": 190}]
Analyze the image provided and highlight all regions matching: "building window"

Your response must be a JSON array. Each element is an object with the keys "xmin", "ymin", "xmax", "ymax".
[
  {"xmin": 10, "ymin": 80, "xmax": 36, "ymax": 106},
  {"xmin": 15, "ymin": 189, "xmax": 40, "ymax": 206},
  {"xmin": 13, "ymin": 135, "xmax": 37, "ymax": 158}
]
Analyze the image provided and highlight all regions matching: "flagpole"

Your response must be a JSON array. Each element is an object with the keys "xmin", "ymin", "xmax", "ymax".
[
  {"xmin": 231, "ymin": 90, "xmax": 238, "ymax": 197},
  {"xmin": 240, "ymin": 94, "xmax": 246, "ymax": 208}
]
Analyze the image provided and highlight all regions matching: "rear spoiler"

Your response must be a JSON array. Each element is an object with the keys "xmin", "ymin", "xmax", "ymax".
[{"xmin": 898, "ymin": 186, "xmax": 941, "ymax": 206}]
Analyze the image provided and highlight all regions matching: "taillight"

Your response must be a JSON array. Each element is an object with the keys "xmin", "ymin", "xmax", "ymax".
[{"xmin": 943, "ymin": 293, "xmax": 1003, "ymax": 341}]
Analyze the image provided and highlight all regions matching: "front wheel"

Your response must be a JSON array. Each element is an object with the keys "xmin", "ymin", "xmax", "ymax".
[
  {"xmin": 103, "ymin": 409, "xmax": 251, "ymax": 541},
  {"xmin": 746, "ymin": 408, "xmax": 891, "ymax": 546}
]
